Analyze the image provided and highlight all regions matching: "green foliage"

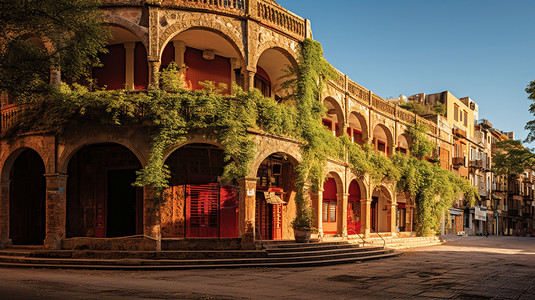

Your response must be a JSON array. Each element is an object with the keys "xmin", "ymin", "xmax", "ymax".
[
  {"xmin": 400, "ymin": 101, "xmax": 445, "ymax": 116},
  {"xmin": 407, "ymin": 124, "xmax": 435, "ymax": 160},
  {"xmin": 524, "ymin": 80, "xmax": 535, "ymax": 143},
  {"xmin": 493, "ymin": 139, "xmax": 535, "ymax": 175},
  {"xmin": 394, "ymin": 153, "xmax": 478, "ymax": 236},
  {"xmin": 0, "ymin": 0, "xmax": 110, "ymax": 99},
  {"xmin": 290, "ymin": 39, "xmax": 337, "ymax": 229}
]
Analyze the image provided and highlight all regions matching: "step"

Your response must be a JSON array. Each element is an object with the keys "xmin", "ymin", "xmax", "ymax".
[
  {"xmin": 262, "ymin": 241, "xmax": 350, "ymax": 249},
  {"xmin": 28, "ymin": 250, "xmax": 267, "ymax": 260},
  {"xmin": 264, "ymin": 243, "xmax": 361, "ymax": 253},
  {"xmin": 267, "ymin": 246, "xmax": 383, "ymax": 257},
  {"xmin": 0, "ymin": 251, "xmax": 402, "ymax": 270}
]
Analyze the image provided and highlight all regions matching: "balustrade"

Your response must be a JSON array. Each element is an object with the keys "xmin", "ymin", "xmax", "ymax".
[
  {"xmin": 1, "ymin": 104, "xmax": 25, "ymax": 133},
  {"xmin": 256, "ymin": 0, "xmax": 305, "ymax": 38},
  {"xmin": 347, "ymin": 80, "xmax": 369, "ymax": 105}
]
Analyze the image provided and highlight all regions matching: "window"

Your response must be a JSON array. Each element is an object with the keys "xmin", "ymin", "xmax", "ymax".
[
  {"xmin": 463, "ymin": 111, "xmax": 468, "ymax": 127},
  {"xmin": 322, "ymin": 200, "xmax": 337, "ymax": 222},
  {"xmin": 454, "ymin": 105, "xmax": 459, "ymax": 121},
  {"xmin": 254, "ymin": 75, "xmax": 271, "ymax": 97}
]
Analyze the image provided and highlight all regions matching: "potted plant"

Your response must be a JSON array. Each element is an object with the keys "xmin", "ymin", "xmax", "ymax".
[{"xmin": 291, "ymin": 206, "xmax": 314, "ymax": 243}]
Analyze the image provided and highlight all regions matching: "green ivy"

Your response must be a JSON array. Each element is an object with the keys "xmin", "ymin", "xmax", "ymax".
[{"xmin": 7, "ymin": 38, "xmax": 479, "ymax": 236}]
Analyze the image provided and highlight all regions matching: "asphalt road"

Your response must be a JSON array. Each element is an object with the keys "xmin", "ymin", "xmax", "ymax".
[{"xmin": 1, "ymin": 236, "xmax": 534, "ymax": 299}]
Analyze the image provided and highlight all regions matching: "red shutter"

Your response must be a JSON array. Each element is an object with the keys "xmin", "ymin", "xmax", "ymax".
[
  {"xmin": 220, "ymin": 185, "xmax": 238, "ymax": 238},
  {"xmin": 186, "ymin": 183, "xmax": 219, "ymax": 238}
]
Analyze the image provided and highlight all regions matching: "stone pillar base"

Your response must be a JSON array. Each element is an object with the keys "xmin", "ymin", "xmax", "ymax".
[
  {"xmin": 44, "ymin": 235, "xmax": 62, "ymax": 250},
  {"xmin": 0, "ymin": 238, "xmax": 12, "ymax": 249}
]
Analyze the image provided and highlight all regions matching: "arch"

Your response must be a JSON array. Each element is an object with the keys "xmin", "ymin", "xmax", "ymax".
[
  {"xmin": 251, "ymin": 148, "xmax": 300, "ymax": 178},
  {"xmin": 254, "ymin": 34, "xmax": 300, "ymax": 69},
  {"xmin": 58, "ymin": 138, "xmax": 146, "ymax": 175},
  {"xmin": 323, "ymin": 96, "xmax": 345, "ymax": 137},
  {"xmin": 66, "ymin": 143, "xmax": 143, "ymax": 238},
  {"xmin": 347, "ymin": 179, "xmax": 363, "ymax": 235},
  {"xmin": 372, "ymin": 124, "xmax": 394, "ymax": 157},
  {"xmin": 348, "ymin": 111, "xmax": 369, "ymax": 144},
  {"xmin": 9, "ymin": 149, "xmax": 46, "ymax": 245},
  {"xmin": 372, "ymin": 185, "xmax": 393, "ymax": 233},
  {"xmin": 160, "ymin": 23, "xmax": 245, "ymax": 67},
  {"xmin": 93, "ymin": 24, "xmax": 149, "ymax": 90},
  {"xmin": 397, "ymin": 133, "xmax": 411, "ymax": 155},
  {"xmin": 159, "ymin": 27, "xmax": 246, "ymax": 94},
  {"xmin": 1, "ymin": 146, "xmax": 49, "ymax": 182},
  {"xmin": 162, "ymin": 143, "xmax": 238, "ymax": 238},
  {"xmin": 254, "ymin": 47, "xmax": 298, "ymax": 99},
  {"xmin": 104, "ymin": 15, "xmax": 149, "ymax": 50},
  {"xmin": 322, "ymin": 171, "xmax": 343, "ymax": 234},
  {"xmin": 255, "ymin": 152, "xmax": 298, "ymax": 240}
]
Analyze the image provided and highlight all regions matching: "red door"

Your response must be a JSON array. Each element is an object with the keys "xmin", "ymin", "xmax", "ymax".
[
  {"xmin": 348, "ymin": 180, "xmax": 361, "ymax": 235},
  {"xmin": 219, "ymin": 185, "xmax": 238, "ymax": 238},
  {"xmin": 186, "ymin": 184, "xmax": 219, "ymax": 237}
]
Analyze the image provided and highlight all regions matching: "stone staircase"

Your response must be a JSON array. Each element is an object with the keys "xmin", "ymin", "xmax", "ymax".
[
  {"xmin": 0, "ymin": 241, "xmax": 401, "ymax": 270},
  {"xmin": 348, "ymin": 235, "xmax": 444, "ymax": 250}
]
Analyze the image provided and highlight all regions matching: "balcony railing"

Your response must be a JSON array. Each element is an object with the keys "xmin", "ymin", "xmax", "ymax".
[
  {"xmin": 452, "ymin": 157, "xmax": 465, "ymax": 167},
  {"xmin": 256, "ymin": 0, "xmax": 306, "ymax": 39},
  {"xmin": 162, "ymin": 0, "xmax": 246, "ymax": 12},
  {"xmin": 1, "ymin": 104, "xmax": 26, "ymax": 132},
  {"xmin": 469, "ymin": 159, "xmax": 484, "ymax": 169}
]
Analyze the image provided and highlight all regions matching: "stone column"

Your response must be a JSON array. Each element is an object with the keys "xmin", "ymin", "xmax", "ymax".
[
  {"xmin": 244, "ymin": 69, "xmax": 256, "ymax": 92},
  {"xmin": 338, "ymin": 192, "xmax": 348, "ymax": 237},
  {"xmin": 49, "ymin": 65, "xmax": 61, "ymax": 88},
  {"xmin": 361, "ymin": 198, "xmax": 372, "ymax": 238},
  {"xmin": 390, "ymin": 203, "xmax": 397, "ymax": 235},
  {"xmin": 143, "ymin": 186, "xmax": 161, "ymax": 251},
  {"xmin": 310, "ymin": 189, "xmax": 323, "ymax": 237},
  {"xmin": 230, "ymin": 58, "xmax": 240, "ymax": 91},
  {"xmin": 43, "ymin": 173, "xmax": 68, "ymax": 250},
  {"xmin": 238, "ymin": 178, "xmax": 257, "ymax": 250},
  {"xmin": 124, "ymin": 42, "xmax": 136, "ymax": 90},
  {"xmin": 173, "ymin": 40, "xmax": 186, "ymax": 68},
  {"xmin": 0, "ymin": 180, "xmax": 11, "ymax": 248},
  {"xmin": 148, "ymin": 61, "xmax": 161, "ymax": 90}
]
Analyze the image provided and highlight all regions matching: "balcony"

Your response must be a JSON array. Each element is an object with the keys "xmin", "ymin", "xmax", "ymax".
[
  {"xmin": 452, "ymin": 156, "xmax": 465, "ymax": 167},
  {"xmin": 453, "ymin": 128, "xmax": 467, "ymax": 138},
  {"xmin": 469, "ymin": 159, "xmax": 484, "ymax": 170},
  {"xmin": 1, "ymin": 104, "xmax": 26, "ymax": 133}
]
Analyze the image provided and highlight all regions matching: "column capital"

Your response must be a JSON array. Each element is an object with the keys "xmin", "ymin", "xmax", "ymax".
[
  {"xmin": 238, "ymin": 177, "xmax": 259, "ymax": 184},
  {"xmin": 123, "ymin": 42, "xmax": 136, "ymax": 50}
]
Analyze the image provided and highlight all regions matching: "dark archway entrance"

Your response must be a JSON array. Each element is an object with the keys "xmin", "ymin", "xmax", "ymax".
[
  {"xmin": 66, "ymin": 144, "xmax": 143, "ymax": 238},
  {"xmin": 255, "ymin": 153, "xmax": 296, "ymax": 240},
  {"xmin": 9, "ymin": 149, "xmax": 46, "ymax": 245},
  {"xmin": 162, "ymin": 143, "xmax": 238, "ymax": 238},
  {"xmin": 348, "ymin": 180, "xmax": 361, "ymax": 235}
]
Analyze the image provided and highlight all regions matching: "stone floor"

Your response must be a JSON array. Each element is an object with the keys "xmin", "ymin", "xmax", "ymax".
[{"xmin": 1, "ymin": 235, "xmax": 534, "ymax": 299}]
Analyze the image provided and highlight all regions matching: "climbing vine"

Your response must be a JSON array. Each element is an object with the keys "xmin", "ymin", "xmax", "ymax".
[{"xmin": 7, "ymin": 38, "xmax": 479, "ymax": 236}]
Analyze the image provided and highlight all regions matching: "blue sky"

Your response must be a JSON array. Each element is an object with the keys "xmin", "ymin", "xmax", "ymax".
[{"xmin": 277, "ymin": 0, "xmax": 535, "ymax": 145}]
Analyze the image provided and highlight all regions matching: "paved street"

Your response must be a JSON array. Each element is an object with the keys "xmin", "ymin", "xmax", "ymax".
[{"xmin": 1, "ymin": 236, "xmax": 534, "ymax": 300}]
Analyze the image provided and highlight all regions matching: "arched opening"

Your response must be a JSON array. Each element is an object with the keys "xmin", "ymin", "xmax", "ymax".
[
  {"xmin": 66, "ymin": 143, "xmax": 143, "ymax": 238},
  {"xmin": 323, "ymin": 97, "xmax": 344, "ymax": 137},
  {"xmin": 255, "ymin": 153, "xmax": 297, "ymax": 240},
  {"xmin": 162, "ymin": 143, "xmax": 238, "ymax": 238},
  {"xmin": 372, "ymin": 125, "xmax": 393, "ymax": 157},
  {"xmin": 372, "ymin": 186, "xmax": 392, "ymax": 233},
  {"xmin": 161, "ymin": 29, "xmax": 243, "ymax": 94},
  {"xmin": 347, "ymin": 112, "xmax": 367, "ymax": 145},
  {"xmin": 397, "ymin": 134, "xmax": 410, "ymax": 155},
  {"xmin": 9, "ymin": 149, "xmax": 46, "ymax": 245},
  {"xmin": 322, "ymin": 177, "xmax": 339, "ymax": 234},
  {"xmin": 347, "ymin": 180, "xmax": 361, "ymax": 235},
  {"xmin": 92, "ymin": 26, "xmax": 148, "ymax": 90},
  {"xmin": 396, "ymin": 193, "xmax": 411, "ymax": 232},
  {"xmin": 256, "ymin": 48, "xmax": 297, "ymax": 100}
]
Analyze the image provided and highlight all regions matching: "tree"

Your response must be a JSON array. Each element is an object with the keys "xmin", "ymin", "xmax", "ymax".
[
  {"xmin": 0, "ymin": 0, "xmax": 110, "ymax": 100},
  {"xmin": 525, "ymin": 80, "xmax": 535, "ymax": 142},
  {"xmin": 492, "ymin": 139, "xmax": 535, "ymax": 176}
]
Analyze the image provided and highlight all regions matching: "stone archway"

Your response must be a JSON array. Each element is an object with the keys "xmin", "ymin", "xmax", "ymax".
[
  {"xmin": 9, "ymin": 149, "xmax": 46, "ymax": 245},
  {"xmin": 66, "ymin": 143, "xmax": 143, "ymax": 238}
]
